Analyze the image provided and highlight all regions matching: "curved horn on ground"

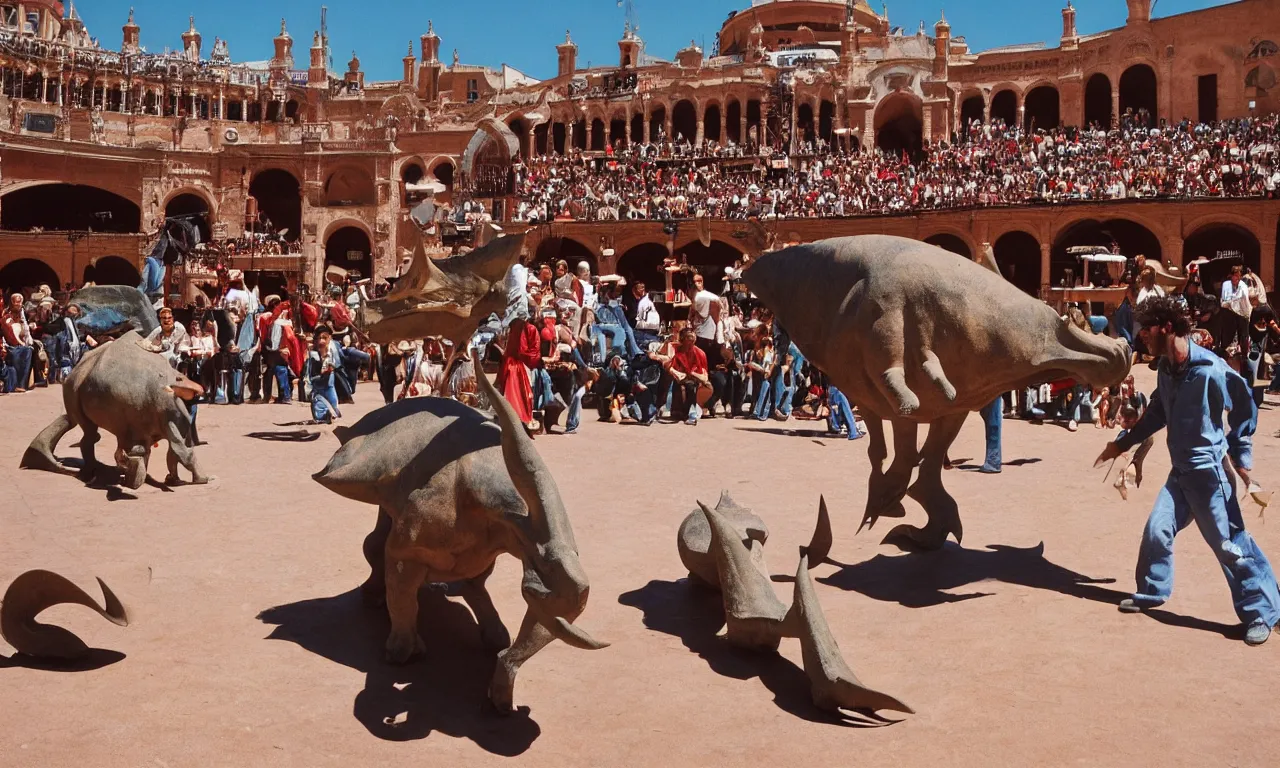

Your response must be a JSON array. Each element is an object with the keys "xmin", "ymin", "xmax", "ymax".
[
  {"xmin": 0, "ymin": 570, "xmax": 129, "ymax": 660},
  {"xmin": 520, "ymin": 571, "xmax": 609, "ymax": 650},
  {"xmin": 786, "ymin": 555, "xmax": 914, "ymax": 716},
  {"xmin": 19, "ymin": 414, "xmax": 77, "ymax": 475},
  {"xmin": 801, "ymin": 496, "xmax": 833, "ymax": 567}
]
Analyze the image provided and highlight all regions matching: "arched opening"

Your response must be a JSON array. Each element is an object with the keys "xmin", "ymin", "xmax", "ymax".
[
  {"xmin": 1184, "ymin": 224, "xmax": 1262, "ymax": 277},
  {"xmin": 248, "ymin": 169, "xmax": 302, "ymax": 241},
  {"xmin": 0, "ymin": 258, "xmax": 60, "ymax": 296},
  {"xmin": 431, "ymin": 161, "xmax": 455, "ymax": 191},
  {"xmin": 0, "ymin": 184, "xmax": 141, "ymax": 233},
  {"xmin": 266, "ymin": 101, "xmax": 281, "ymax": 122},
  {"xmin": 617, "ymin": 242, "xmax": 669, "ymax": 292},
  {"xmin": 285, "ymin": 99, "xmax": 299, "ymax": 122},
  {"xmin": 959, "ymin": 95, "xmax": 985, "ymax": 132},
  {"xmin": 1023, "ymin": 85, "xmax": 1060, "ymax": 132},
  {"xmin": 533, "ymin": 237, "xmax": 598, "ymax": 277},
  {"xmin": 609, "ymin": 117, "xmax": 627, "ymax": 148},
  {"xmin": 797, "ymin": 102, "xmax": 815, "ymax": 147},
  {"xmin": 227, "ymin": 100, "xmax": 244, "ymax": 121},
  {"xmin": 993, "ymin": 231, "xmax": 1042, "ymax": 297},
  {"xmin": 573, "ymin": 118, "xmax": 587, "ymax": 150},
  {"xmin": 324, "ymin": 166, "xmax": 377, "ymax": 207},
  {"xmin": 325, "ymin": 226, "xmax": 373, "ymax": 280},
  {"xmin": 1052, "ymin": 219, "xmax": 1162, "ymax": 287},
  {"xmin": 672, "ymin": 100, "xmax": 697, "ymax": 144},
  {"xmin": 507, "ymin": 119, "xmax": 529, "ymax": 159},
  {"xmin": 677, "ymin": 240, "xmax": 743, "ymax": 294},
  {"xmin": 725, "ymin": 99, "xmax": 742, "ymax": 144},
  {"xmin": 590, "ymin": 118, "xmax": 606, "ymax": 151},
  {"xmin": 534, "ymin": 123, "xmax": 549, "ymax": 156},
  {"xmin": 401, "ymin": 163, "xmax": 425, "ymax": 185},
  {"xmin": 746, "ymin": 100, "xmax": 762, "ymax": 145},
  {"xmin": 990, "ymin": 90, "xmax": 1017, "ymax": 128},
  {"xmin": 649, "ymin": 106, "xmax": 666, "ymax": 141},
  {"xmin": 874, "ymin": 93, "xmax": 923, "ymax": 158},
  {"xmin": 704, "ymin": 104, "xmax": 722, "ymax": 145},
  {"xmin": 165, "ymin": 192, "xmax": 212, "ymax": 242},
  {"xmin": 818, "ymin": 100, "xmax": 834, "ymax": 145},
  {"xmin": 553, "ymin": 122, "xmax": 566, "ymax": 155},
  {"xmin": 1119, "ymin": 64, "xmax": 1157, "ymax": 127},
  {"xmin": 91, "ymin": 255, "xmax": 141, "ymax": 287},
  {"xmin": 1085, "ymin": 74, "xmax": 1113, "ymax": 129},
  {"xmin": 247, "ymin": 102, "xmax": 262, "ymax": 122},
  {"xmin": 923, "ymin": 233, "xmax": 972, "ymax": 260},
  {"xmin": 630, "ymin": 113, "xmax": 644, "ymax": 145}
]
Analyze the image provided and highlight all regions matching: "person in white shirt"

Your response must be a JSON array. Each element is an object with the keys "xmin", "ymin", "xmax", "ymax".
[
  {"xmin": 576, "ymin": 261, "xmax": 598, "ymax": 311},
  {"xmin": 687, "ymin": 271, "xmax": 722, "ymax": 362},
  {"xmin": 1221, "ymin": 265, "xmax": 1254, "ymax": 356},
  {"xmin": 630, "ymin": 280, "xmax": 661, "ymax": 348}
]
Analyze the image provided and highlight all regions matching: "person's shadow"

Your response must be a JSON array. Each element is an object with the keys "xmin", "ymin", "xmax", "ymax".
[
  {"xmin": 618, "ymin": 580, "xmax": 899, "ymax": 728},
  {"xmin": 812, "ymin": 542, "xmax": 1236, "ymax": 638},
  {"xmin": 257, "ymin": 587, "xmax": 540, "ymax": 755}
]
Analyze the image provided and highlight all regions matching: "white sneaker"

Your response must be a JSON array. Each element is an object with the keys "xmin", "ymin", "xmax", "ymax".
[{"xmin": 1068, "ymin": 419, "xmax": 1079, "ymax": 432}]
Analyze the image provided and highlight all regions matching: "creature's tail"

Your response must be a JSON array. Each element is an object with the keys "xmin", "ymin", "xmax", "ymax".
[
  {"xmin": 19, "ymin": 414, "xmax": 76, "ymax": 475},
  {"xmin": 1, "ymin": 570, "xmax": 129, "ymax": 660}
]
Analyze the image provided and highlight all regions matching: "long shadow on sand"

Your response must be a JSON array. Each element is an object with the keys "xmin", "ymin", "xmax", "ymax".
[
  {"xmin": 618, "ymin": 580, "xmax": 897, "ymax": 728},
  {"xmin": 257, "ymin": 588, "xmax": 540, "ymax": 755},
  {"xmin": 0, "ymin": 649, "xmax": 125, "ymax": 671},
  {"xmin": 811, "ymin": 542, "xmax": 1236, "ymax": 638}
]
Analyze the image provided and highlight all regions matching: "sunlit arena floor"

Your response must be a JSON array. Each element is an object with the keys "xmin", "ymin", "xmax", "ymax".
[{"xmin": 3, "ymin": 366, "xmax": 1280, "ymax": 767}]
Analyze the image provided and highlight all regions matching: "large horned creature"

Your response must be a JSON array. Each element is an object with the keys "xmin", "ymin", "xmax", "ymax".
[
  {"xmin": 313, "ymin": 367, "xmax": 606, "ymax": 712},
  {"xmin": 741, "ymin": 234, "xmax": 1131, "ymax": 551}
]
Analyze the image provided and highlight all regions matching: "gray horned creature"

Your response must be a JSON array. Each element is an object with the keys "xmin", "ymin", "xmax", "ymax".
[
  {"xmin": 312, "ymin": 368, "xmax": 606, "ymax": 712},
  {"xmin": 677, "ymin": 493, "xmax": 913, "ymax": 719}
]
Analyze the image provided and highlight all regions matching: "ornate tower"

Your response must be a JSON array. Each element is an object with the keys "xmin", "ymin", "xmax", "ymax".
[
  {"xmin": 1061, "ymin": 1, "xmax": 1079, "ymax": 49},
  {"xmin": 557, "ymin": 30, "xmax": 577, "ymax": 78},
  {"xmin": 273, "ymin": 19, "xmax": 294, "ymax": 67},
  {"xmin": 182, "ymin": 16, "xmax": 202, "ymax": 62},
  {"xmin": 419, "ymin": 21, "xmax": 443, "ymax": 101},
  {"xmin": 122, "ymin": 7, "xmax": 140, "ymax": 54},
  {"xmin": 345, "ymin": 52, "xmax": 365, "ymax": 91},
  {"xmin": 618, "ymin": 23, "xmax": 641, "ymax": 69},
  {"xmin": 403, "ymin": 41, "xmax": 417, "ymax": 84},
  {"xmin": 308, "ymin": 31, "xmax": 327, "ymax": 86},
  {"xmin": 932, "ymin": 12, "xmax": 950, "ymax": 79},
  {"xmin": 1127, "ymin": 0, "xmax": 1151, "ymax": 25}
]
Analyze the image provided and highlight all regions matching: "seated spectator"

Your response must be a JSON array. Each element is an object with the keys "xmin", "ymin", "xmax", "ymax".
[{"xmin": 669, "ymin": 327, "xmax": 712, "ymax": 425}]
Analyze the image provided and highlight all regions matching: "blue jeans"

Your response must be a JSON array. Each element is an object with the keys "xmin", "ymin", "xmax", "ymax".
[
  {"xmin": 271, "ymin": 363, "xmax": 291, "ymax": 402},
  {"xmin": 979, "ymin": 396, "xmax": 1003, "ymax": 470},
  {"xmin": 0, "ymin": 360, "xmax": 15, "ymax": 392},
  {"xmin": 6, "ymin": 345, "xmax": 32, "ymax": 390},
  {"xmin": 566, "ymin": 384, "xmax": 585, "ymax": 431},
  {"xmin": 1131, "ymin": 464, "xmax": 1280, "ymax": 627},
  {"xmin": 532, "ymin": 368, "xmax": 555, "ymax": 410},
  {"xmin": 772, "ymin": 343, "xmax": 805, "ymax": 416},
  {"xmin": 593, "ymin": 323, "xmax": 632, "ymax": 361},
  {"xmin": 341, "ymin": 346, "xmax": 371, "ymax": 395},
  {"xmin": 310, "ymin": 372, "xmax": 340, "ymax": 422},
  {"xmin": 827, "ymin": 386, "xmax": 860, "ymax": 438},
  {"xmin": 752, "ymin": 376, "xmax": 773, "ymax": 420}
]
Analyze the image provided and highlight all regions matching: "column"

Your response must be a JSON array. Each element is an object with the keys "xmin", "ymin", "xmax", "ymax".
[
  {"xmin": 1040, "ymin": 242, "xmax": 1051, "ymax": 297},
  {"xmin": 627, "ymin": 110, "xmax": 635, "ymax": 145},
  {"xmin": 1160, "ymin": 234, "xmax": 1185, "ymax": 271},
  {"xmin": 663, "ymin": 106, "xmax": 671, "ymax": 141},
  {"xmin": 739, "ymin": 103, "xmax": 747, "ymax": 147},
  {"xmin": 1111, "ymin": 86, "xmax": 1120, "ymax": 128},
  {"xmin": 863, "ymin": 108, "xmax": 874, "ymax": 152},
  {"xmin": 922, "ymin": 104, "xmax": 933, "ymax": 146},
  {"xmin": 566, "ymin": 121, "xmax": 574, "ymax": 151},
  {"xmin": 983, "ymin": 95, "xmax": 991, "ymax": 124},
  {"xmin": 695, "ymin": 112, "xmax": 704, "ymax": 146},
  {"xmin": 218, "ymin": 86, "xmax": 224, "ymax": 121},
  {"xmin": 642, "ymin": 111, "xmax": 650, "ymax": 143}
]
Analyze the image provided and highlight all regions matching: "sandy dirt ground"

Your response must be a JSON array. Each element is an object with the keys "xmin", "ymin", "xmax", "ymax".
[{"xmin": 2, "ymin": 368, "xmax": 1279, "ymax": 767}]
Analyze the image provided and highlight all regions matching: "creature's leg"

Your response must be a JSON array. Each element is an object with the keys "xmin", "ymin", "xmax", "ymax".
[
  {"xmin": 384, "ymin": 556, "xmax": 429, "ymax": 664},
  {"xmin": 885, "ymin": 413, "xmax": 967, "ymax": 551},
  {"xmin": 163, "ymin": 414, "xmax": 209, "ymax": 485},
  {"xmin": 76, "ymin": 420, "xmax": 102, "ymax": 482},
  {"xmin": 122, "ymin": 441, "xmax": 148, "ymax": 490},
  {"xmin": 456, "ymin": 562, "xmax": 513, "ymax": 651},
  {"xmin": 360, "ymin": 508, "xmax": 392, "ymax": 607},
  {"xmin": 860, "ymin": 419, "xmax": 917, "ymax": 533},
  {"xmin": 489, "ymin": 609, "xmax": 556, "ymax": 713}
]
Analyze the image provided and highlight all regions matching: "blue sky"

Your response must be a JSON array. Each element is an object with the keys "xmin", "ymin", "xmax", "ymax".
[{"xmin": 76, "ymin": 0, "xmax": 1233, "ymax": 82}]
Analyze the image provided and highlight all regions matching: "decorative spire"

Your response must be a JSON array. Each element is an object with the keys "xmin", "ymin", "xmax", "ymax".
[
  {"xmin": 407, "ymin": 40, "xmax": 414, "ymax": 56},
  {"xmin": 189, "ymin": 15, "xmax": 196, "ymax": 33},
  {"xmin": 127, "ymin": 6, "xmax": 135, "ymax": 25},
  {"xmin": 428, "ymin": 20, "xmax": 434, "ymax": 36},
  {"xmin": 313, "ymin": 30, "xmax": 321, "ymax": 46},
  {"xmin": 565, "ymin": 29, "xmax": 573, "ymax": 44},
  {"xmin": 279, "ymin": 18, "xmax": 289, "ymax": 38}
]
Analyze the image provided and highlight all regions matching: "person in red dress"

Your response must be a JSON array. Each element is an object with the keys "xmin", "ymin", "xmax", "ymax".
[{"xmin": 497, "ymin": 309, "xmax": 542, "ymax": 434}]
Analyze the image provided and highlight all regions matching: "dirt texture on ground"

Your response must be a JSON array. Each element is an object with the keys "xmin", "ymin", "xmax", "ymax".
[{"xmin": 2, "ymin": 368, "xmax": 1278, "ymax": 767}]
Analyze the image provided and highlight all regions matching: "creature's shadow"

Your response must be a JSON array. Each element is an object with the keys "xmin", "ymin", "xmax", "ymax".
[
  {"xmin": 257, "ymin": 588, "xmax": 540, "ymax": 755},
  {"xmin": 617, "ymin": 580, "xmax": 894, "ymax": 728},
  {"xmin": 814, "ymin": 542, "xmax": 1235, "ymax": 638},
  {"xmin": 0, "ymin": 649, "xmax": 125, "ymax": 671},
  {"xmin": 38, "ymin": 456, "xmax": 173, "ymax": 501}
]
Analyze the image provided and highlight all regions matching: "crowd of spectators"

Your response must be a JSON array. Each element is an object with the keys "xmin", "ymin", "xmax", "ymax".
[{"xmin": 514, "ymin": 114, "xmax": 1280, "ymax": 223}]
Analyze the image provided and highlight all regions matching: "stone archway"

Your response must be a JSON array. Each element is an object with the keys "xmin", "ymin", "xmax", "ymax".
[
  {"xmin": 1085, "ymin": 73, "xmax": 1113, "ymax": 128},
  {"xmin": 165, "ymin": 191, "xmax": 213, "ymax": 241},
  {"xmin": 672, "ymin": 100, "xmax": 697, "ymax": 144},
  {"xmin": 0, "ymin": 258, "xmax": 61, "ymax": 296},
  {"xmin": 325, "ymin": 224, "xmax": 373, "ymax": 280},
  {"xmin": 1120, "ymin": 64, "xmax": 1158, "ymax": 127},
  {"xmin": 1, "ymin": 184, "xmax": 141, "ymax": 233},
  {"xmin": 617, "ymin": 242, "xmax": 669, "ymax": 292},
  {"xmin": 248, "ymin": 169, "xmax": 302, "ymax": 241},
  {"xmin": 325, "ymin": 166, "xmax": 377, "ymax": 207},
  {"xmin": 1052, "ymin": 219, "xmax": 1162, "ymax": 287},
  {"xmin": 1023, "ymin": 85, "xmax": 1060, "ymax": 132},
  {"xmin": 923, "ymin": 233, "xmax": 973, "ymax": 259},
  {"xmin": 990, "ymin": 89, "xmax": 1018, "ymax": 128},
  {"xmin": 91, "ymin": 255, "xmax": 142, "ymax": 287},
  {"xmin": 993, "ymin": 231, "xmax": 1041, "ymax": 296},
  {"xmin": 959, "ymin": 94, "xmax": 984, "ymax": 132},
  {"xmin": 874, "ymin": 93, "xmax": 923, "ymax": 157},
  {"xmin": 1184, "ymin": 224, "xmax": 1262, "ymax": 276},
  {"xmin": 677, "ymin": 239, "xmax": 743, "ymax": 294}
]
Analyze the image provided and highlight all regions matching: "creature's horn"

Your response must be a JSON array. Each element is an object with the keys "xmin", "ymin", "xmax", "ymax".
[
  {"xmin": 519, "ymin": 570, "xmax": 609, "ymax": 650},
  {"xmin": 801, "ymin": 495, "xmax": 833, "ymax": 567},
  {"xmin": 475, "ymin": 368, "xmax": 563, "ymax": 539},
  {"xmin": 696, "ymin": 212, "xmax": 712, "ymax": 248},
  {"xmin": 1, "ymin": 570, "xmax": 129, "ymax": 660},
  {"xmin": 786, "ymin": 555, "xmax": 914, "ymax": 716},
  {"xmin": 386, "ymin": 228, "xmax": 449, "ymax": 303}
]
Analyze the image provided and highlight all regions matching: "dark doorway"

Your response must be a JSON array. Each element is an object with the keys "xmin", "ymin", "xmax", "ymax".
[
  {"xmin": 248, "ymin": 170, "xmax": 302, "ymax": 241},
  {"xmin": 533, "ymin": 237, "xmax": 598, "ymax": 276},
  {"xmin": 677, "ymin": 240, "xmax": 742, "ymax": 294},
  {"xmin": 630, "ymin": 113, "xmax": 644, "ymax": 145},
  {"xmin": 874, "ymin": 94, "xmax": 923, "ymax": 157},
  {"xmin": 704, "ymin": 104, "xmax": 722, "ymax": 145},
  {"xmin": 573, "ymin": 118, "xmax": 587, "ymax": 150},
  {"xmin": 165, "ymin": 193, "xmax": 212, "ymax": 242},
  {"xmin": 0, "ymin": 184, "xmax": 141, "ymax": 233},
  {"xmin": 1184, "ymin": 225, "xmax": 1261, "ymax": 276},
  {"xmin": 993, "ymin": 231, "xmax": 1042, "ymax": 297},
  {"xmin": 591, "ymin": 119, "xmax": 606, "ymax": 151},
  {"xmin": 610, "ymin": 117, "xmax": 627, "ymax": 148},
  {"xmin": 990, "ymin": 90, "xmax": 1018, "ymax": 128},
  {"xmin": 432, "ymin": 162, "xmax": 455, "ymax": 190},
  {"xmin": 924, "ymin": 234, "xmax": 972, "ymax": 260},
  {"xmin": 1051, "ymin": 219, "xmax": 1162, "ymax": 288},
  {"xmin": 1023, "ymin": 86, "xmax": 1060, "ymax": 132},
  {"xmin": 617, "ymin": 242, "xmax": 669, "ymax": 292},
  {"xmin": 797, "ymin": 102, "xmax": 815, "ymax": 147},
  {"xmin": 819, "ymin": 100, "xmax": 834, "ymax": 145},
  {"xmin": 534, "ymin": 123, "xmax": 549, "ymax": 155},
  {"xmin": 325, "ymin": 226, "xmax": 373, "ymax": 280},
  {"xmin": 92, "ymin": 255, "xmax": 142, "ymax": 287},
  {"xmin": 507, "ymin": 119, "xmax": 528, "ymax": 159},
  {"xmin": 746, "ymin": 100, "xmax": 762, "ymax": 145},
  {"xmin": 959, "ymin": 95, "xmax": 984, "ymax": 133},
  {"xmin": 553, "ymin": 122, "xmax": 566, "ymax": 155},
  {"xmin": 672, "ymin": 100, "xmax": 697, "ymax": 144},
  {"xmin": 0, "ymin": 258, "xmax": 60, "ymax": 296},
  {"xmin": 1119, "ymin": 64, "xmax": 1157, "ymax": 127},
  {"xmin": 1198, "ymin": 74, "xmax": 1218, "ymax": 124},
  {"xmin": 401, "ymin": 163, "xmax": 425, "ymax": 185},
  {"xmin": 1084, "ymin": 74, "xmax": 1113, "ymax": 129},
  {"xmin": 649, "ymin": 106, "xmax": 666, "ymax": 141},
  {"xmin": 726, "ymin": 99, "xmax": 741, "ymax": 144}
]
